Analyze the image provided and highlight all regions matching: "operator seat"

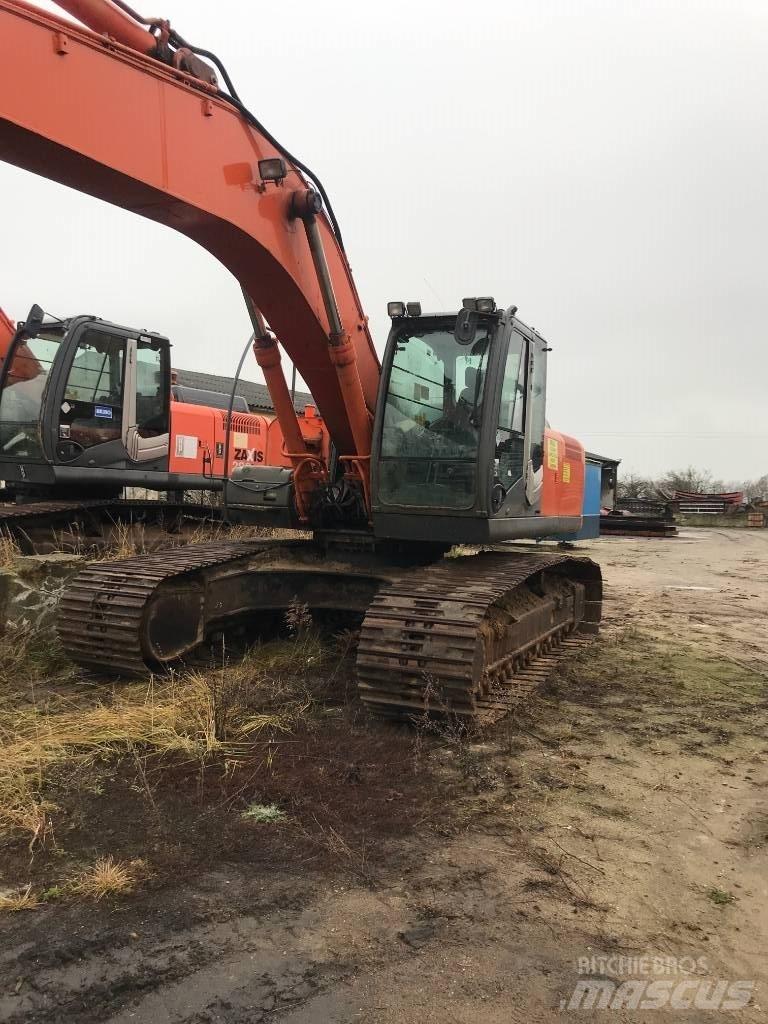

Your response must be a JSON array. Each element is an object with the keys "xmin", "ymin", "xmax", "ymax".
[{"xmin": 458, "ymin": 367, "xmax": 479, "ymax": 408}]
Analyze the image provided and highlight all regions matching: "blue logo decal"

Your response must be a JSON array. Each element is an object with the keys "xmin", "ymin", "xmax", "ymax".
[{"xmin": 94, "ymin": 405, "xmax": 113, "ymax": 419}]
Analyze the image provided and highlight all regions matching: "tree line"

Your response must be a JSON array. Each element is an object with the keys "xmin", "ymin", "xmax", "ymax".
[{"xmin": 617, "ymin": 466, "xmax": 768, "ymax": 501}]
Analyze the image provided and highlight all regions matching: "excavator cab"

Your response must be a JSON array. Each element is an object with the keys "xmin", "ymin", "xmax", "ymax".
[
  {"xmin": 370, "ymin": 300, "xmax": 584, "ymax": 544},
  {"xmin": 0, "ymin": 307, "xmax": 171, "ymax": 495},
  {"xmin": 229, "ymin": 299, "xmax": 585, "ymax": 544}
]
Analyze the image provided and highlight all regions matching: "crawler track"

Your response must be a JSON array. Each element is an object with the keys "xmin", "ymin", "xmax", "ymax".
[
  {"xmin": 58, "ymin": 541, "xmax": 267, "ymax": 673},
  {"xmin": 57, "ymin": 539, "xmax": 383, "ymax": 675},
  {"xmin": 58, "ymin": 543, "xmax": 601, "ymax": 722},
  {"xmin": 356, "ymin": 551, "xmax": 601, "ymax": 719}
]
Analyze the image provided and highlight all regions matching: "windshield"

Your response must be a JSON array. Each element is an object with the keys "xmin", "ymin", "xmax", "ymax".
[
  {"xmin": 379, "ymin": 320, "xmax": 495, "ymax": 509},
  {"xmin": 0, "ymin": 327, "xmax": 65, "ymax": 459}
]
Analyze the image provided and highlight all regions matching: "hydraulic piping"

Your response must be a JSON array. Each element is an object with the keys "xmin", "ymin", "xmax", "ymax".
[{"xmin": 290, "ymin": 190, "xmax": 371, "ymax": 458}]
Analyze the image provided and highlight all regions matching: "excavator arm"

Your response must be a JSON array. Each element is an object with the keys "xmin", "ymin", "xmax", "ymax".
[{"xmin": 0, "ymin": 0, "xmax": 379, "ymax": 486}]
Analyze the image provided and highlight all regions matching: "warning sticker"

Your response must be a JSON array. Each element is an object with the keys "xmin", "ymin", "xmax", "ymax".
[
  {"xmin": 175, "ymin": 434, "xmax": 198, "ymax": 459},
  {"xmin": 233, "ymin": 432, "xmax": 248, "ymax": 449},
  {"xmin": 562, "ymin": 461, "xmax": 571, "ymax": 484},
  {"xmin": 547, "ymin": 437, "xmax": 559, "ymax": 471}
]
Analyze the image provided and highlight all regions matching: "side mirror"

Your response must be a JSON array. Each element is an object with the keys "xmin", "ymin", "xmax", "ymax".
[
  {"xmin": 20, "ymin": 304, "xmax": 45, "ymax": 336},
  {"xmin": 454, "ymin": 308, "xmax": 478, "ymax": 345}
]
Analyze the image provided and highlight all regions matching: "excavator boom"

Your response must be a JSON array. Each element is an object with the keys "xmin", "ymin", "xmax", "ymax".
[{"xmin": 0, "ymin": 0, "xmax": 378, "ymax": 459}]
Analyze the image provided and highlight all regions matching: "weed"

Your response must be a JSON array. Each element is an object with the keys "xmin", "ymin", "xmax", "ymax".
[
  {"xmin": 39, "ymin": 885, "xmax": 66, "ymax": 903},
  {"xmin": 300, "ymin": 818, "xmax": 374, "ymax": 884},
  {"xmin": 48, "ymin": 516, "xmax": 305, "ymax": 561},
  {"xmin": 410, "ymin": 676, "xmax": 479, "ymax": 765},
  {"xmin": 285, "ymin": 598, "xmax": 313, "ymax": 636},
  {"xmin": 241, "ymin": 802, "xmax": 286, "ymax": 823},
  {"xmin": 707, "ymin": 887, "xmax": 736, "ymax": 906},
  {"xmin": 455, "ymin": 746, "xmax": 499, "ymax": 792}
]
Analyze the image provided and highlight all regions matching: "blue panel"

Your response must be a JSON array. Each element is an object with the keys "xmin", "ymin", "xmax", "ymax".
[
  {"xmin": 576, "ymin": 514, "xmax": 601, "ymax": 539},
  {"xmin": 583, "ymin": 461, "xmax": 602, "ymax": 516},
  {"xmin": 561, "ymin": 461, "xmax": 603, "ymax": 541}
]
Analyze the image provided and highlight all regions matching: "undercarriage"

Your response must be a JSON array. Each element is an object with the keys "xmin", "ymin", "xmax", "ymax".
[{"xmin": 57, "ymin": 539, "xmax": 602, "ymax": 721}]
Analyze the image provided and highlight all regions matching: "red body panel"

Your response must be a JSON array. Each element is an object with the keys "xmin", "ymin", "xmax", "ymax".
[
  {"xmin": 541, "ymin": 428, "xmax": 585, "ymax": 518},
  {"xmin": 168, "ymin": 402, "xmax": 329, "ymax": 478}
]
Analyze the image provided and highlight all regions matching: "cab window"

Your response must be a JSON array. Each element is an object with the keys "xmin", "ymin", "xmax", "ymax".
[
  {"xmin": 0, "ymin": 329, "xmax": 64, "ymax": 458},
  {"xmin": 495, "ymin": 332, "xmax": 526, "ymax": 488},
  {"xmin": 379, "ymin": 321, "xmax": 494, "ymax": 509},
  {"xmin": 136, "ymin": 339, "xmax": 168, "ymax": 438},
  {"xmin": 60, "ymin": 329, "xmax": 125, "ymax": 449},
  {"xmin": 529, "ymin": 341, "xmax": 546, "ymax": 472}
]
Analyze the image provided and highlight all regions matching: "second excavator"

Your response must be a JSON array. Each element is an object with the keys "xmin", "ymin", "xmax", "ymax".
[{"xmin": 0, "ymin": 0, "xmax": 601, "ymax": 718}]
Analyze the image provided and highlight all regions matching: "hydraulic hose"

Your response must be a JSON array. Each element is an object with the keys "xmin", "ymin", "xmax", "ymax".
[
  {"xmin": 207, "ymin": 86, "xmax": 345, "ymax": 251},
  {"xmin": 107, "ymin": 1, "xmax": 345, "ymax": 248},
  {"xmin": 221, "ymin": 331, "xmax": 255, "ymax": 524}
]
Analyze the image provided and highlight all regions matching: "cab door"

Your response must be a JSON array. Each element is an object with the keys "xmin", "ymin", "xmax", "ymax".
[
  {"xmin": 55, "ymin": 325, "xmax": 169, "ymax": 468},
  {"xmin": 522, "ymin": 334, "xmax": 547, "ymax": 508},
  {"xmin": 123, "ymin": 336, "xmax": 170, "ymax": 463},
  {"xmin": 492, "ymin": 328, "xmax": 547, "ymax": 516},
  {"xmin": 56, "ymin": 324, "xmax": 128, "ymax": 463}
]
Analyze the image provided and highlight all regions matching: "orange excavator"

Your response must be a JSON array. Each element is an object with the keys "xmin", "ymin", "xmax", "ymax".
[
  {"xmin": 0, "ymin": 0, "xmax": 601, "ymax": 718},
  {"xmin": 0, "ymin": 302, "xmax": 328, "ymax": 493}
]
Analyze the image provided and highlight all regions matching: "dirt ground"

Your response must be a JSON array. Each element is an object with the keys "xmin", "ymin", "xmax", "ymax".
[{"xmin": 1, "ymin": 528, "xmax": 766, "ymax": 1023}]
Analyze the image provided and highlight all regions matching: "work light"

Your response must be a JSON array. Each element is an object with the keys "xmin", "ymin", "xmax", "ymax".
[{"xmin": 258, "ymin": 158, "xmax": 287, "ymax": 183}]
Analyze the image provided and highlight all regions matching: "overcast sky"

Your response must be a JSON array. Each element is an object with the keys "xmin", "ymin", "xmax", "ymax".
[{"xmin": 2, "ymin": 0, "xmax": 766, "ymax": 481}]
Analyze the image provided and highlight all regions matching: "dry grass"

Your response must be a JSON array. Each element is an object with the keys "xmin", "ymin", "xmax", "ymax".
[
  {"xmin": 0, "ymin": 624, "xmax": 75, "ymax": 689},
  {"xmin": 0, "ymin": 519, "xmax": 359, "ymax": 900},
  {"xmin": 0, "ymin": 504, "xmax": 306, "ymax": 565},
  {"xmin": 70, "ymin": 856, "xmax": 138, "ymax": 900},
  {"xmin": 0, "ymin": 786, "xmax": 55, "ymax": 852},
  {"xmin": 49, "ymin": 518, "xmax": 307, "ymax": 562},
  {"xmin": 0, "ymin": 883, "xmax": 40, "ymax": 912},
  {"xmin": 0, "ymin": 612, "xmax": 446, "ymax": 900},
  {"xmin": 0, "ymin": 856, "xmax": 144, "ymax": 913},
  {"xmin": 0, "ymin": 529, "xmax": 21, "ymax": 568},
  {"xmin": 100, "ymin": 522, "xmax": 148, "ymax": 560},
  {"xmin": 184, "ymin": 520, "xmax": 309, "ymax": 545},
  {"xmin": 0, "ymin": 631, "xmax": 330, "ymax": 848}
]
